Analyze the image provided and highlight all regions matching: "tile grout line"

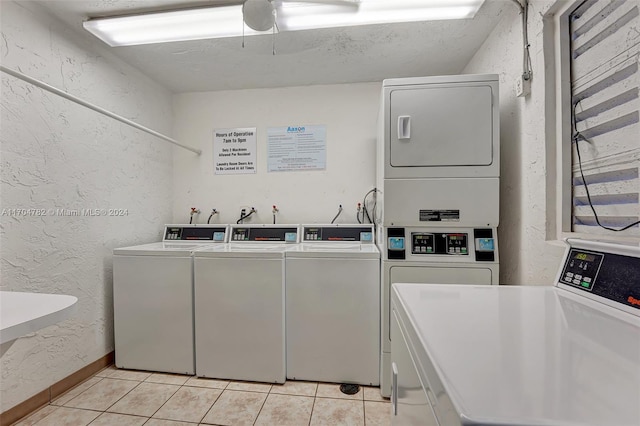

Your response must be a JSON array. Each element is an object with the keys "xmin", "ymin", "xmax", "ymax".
[
  {"xmin": 101, "ymin": 379, "xmax": 144, "ymax": 415},
  {"xmin": 143, "ymin": 380, "xmax": 183, "ymax": 422},
  {"xmin": 194, "ymin": 384, "xmax": 224, "ymax": 425},
  {"xmin": 198, "ymin": 381, "xmax": 234, "ymax": 426},
  {"xmin": 309, "ymin": 397, "xmax": 317, "ymax": 426},
  {"xmin": 363, "ymin": 398, "xmax": 367, "ymax": 426},
  {"xmin": 251, "ymin": 386, "xmax": 271, "ymax": 426}
]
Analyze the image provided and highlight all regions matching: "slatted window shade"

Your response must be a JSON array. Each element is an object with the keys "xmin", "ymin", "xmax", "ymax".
[{"xmin": 570, "ymin": 0, "xmax": 640, "ymax": 235}]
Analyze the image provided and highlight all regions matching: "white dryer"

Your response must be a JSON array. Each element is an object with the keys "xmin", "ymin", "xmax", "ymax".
[
  {"xmin": 379, "ymin": 225, "xmax": 499, "ymax": 397},
  {"xmin": 376, "ymin": 74, "xmax": 500, "ymax": 228},
  {"xmin": 286, "ymin": 224, "xmax": 380, "ymax": 385},
  {"xmin": 390, "ymin": 239, "xmax": 640, "ymax": 425},
  {"xmin": 113, "ymin": 225, "xmax": 228, "ymax": 375},
  {"xmin": 194, "ymin": 224, "xmax": 298, "ymax": 383}
]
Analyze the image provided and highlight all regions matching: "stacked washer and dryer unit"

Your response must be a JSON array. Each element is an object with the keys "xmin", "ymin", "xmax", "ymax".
[{"xmin": 376, "ymin": 74, "xmax": 501, "ymax": 397}]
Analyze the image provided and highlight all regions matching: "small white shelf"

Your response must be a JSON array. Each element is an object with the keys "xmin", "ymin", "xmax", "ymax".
[{"xmin": 0, "ymin": 291, "xmax": 78, "ymax": 344}]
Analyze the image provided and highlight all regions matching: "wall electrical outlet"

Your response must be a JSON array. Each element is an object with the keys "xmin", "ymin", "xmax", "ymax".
[{"xmin": 515, "ymin": 75, "xmax": 531, "ymax": 97}]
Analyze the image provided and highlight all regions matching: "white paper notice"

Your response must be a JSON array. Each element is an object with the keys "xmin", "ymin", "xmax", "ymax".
[
  {"xmin": 213, "ymin": 128, "xmax": 257, "ymax": 174},
  {"xmin": 267, "ymin": 125, "xmax": 326, "ymax": 172}
]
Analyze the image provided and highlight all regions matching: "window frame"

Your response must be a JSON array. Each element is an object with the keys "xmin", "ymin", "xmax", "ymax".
[{"xmin": 545, "ymin": 0, "xmax": 640, "ymax": 244}]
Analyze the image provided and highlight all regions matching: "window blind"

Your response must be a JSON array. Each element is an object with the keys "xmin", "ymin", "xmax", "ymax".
[{"xmin": 570, "ymin": 0, "xmax": 639, "ymax": 235}]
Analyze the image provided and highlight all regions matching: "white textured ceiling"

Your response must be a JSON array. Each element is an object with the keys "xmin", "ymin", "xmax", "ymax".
[{"xmin": 36, "ymin": 0, "xmax": 507, "ymax": 93}]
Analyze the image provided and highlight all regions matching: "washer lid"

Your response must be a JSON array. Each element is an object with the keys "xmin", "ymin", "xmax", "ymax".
[
  {"xmin": 194, "ymin": 243, "xmax": 288, "ymax": 258},
  {"xmin": 286, "ymin": 243, "xmax": 379, "ymax": 259},
  {"xmin": 114, "ymin": 241, "xmax": 212, "ymax": 256},
  {"xmin": 392, "ymin": 284, "xmax": 640, "ymax": 426}
]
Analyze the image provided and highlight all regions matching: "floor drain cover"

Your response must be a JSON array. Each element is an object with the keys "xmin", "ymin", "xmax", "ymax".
[{"xmin": 340, "ymin": 384, "xmax": 360, "ymax": 395}]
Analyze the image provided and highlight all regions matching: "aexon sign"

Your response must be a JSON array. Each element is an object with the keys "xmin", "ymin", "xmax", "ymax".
[{"xmin": 267, "ymin": 125, "xmax": 326, "ymax": 172}]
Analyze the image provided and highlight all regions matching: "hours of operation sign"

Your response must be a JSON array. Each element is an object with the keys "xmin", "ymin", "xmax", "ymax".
[{"xmin": 213, "ymin": 127, "xmax": 257, "ymax": 174}]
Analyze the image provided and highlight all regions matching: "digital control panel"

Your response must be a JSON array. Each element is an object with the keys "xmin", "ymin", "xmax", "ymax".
[
  {"xmin": 559, "ymin": 250, "xmax": 603, "ymax": 291},
  {"xmin": 303, "ymin": 226, "xmax": 373, "ymax": 242},
  {"xmin": 386, "ymin": 228, "xmax": 496, "ymax": 261},
  {"xmin": 231, "ymin": 227, "xmax": 298, "ymax": 242},
  {"xmin": 411, "ymin": 233, "xmax": 468, "ymax": 255},
  {"xmin": 446, "ymin": 234, "xmax": 468, "ymax": 254},
  {"xmin": 164, "ymin": 226, "xmax": 226, "ymax": 241},
  {"xmin": 411, "ymin": 233, "xmax": 434, "ymax": 254},
  {"xmin": 559, "ymin": 246, "xmax": 640, "ymax": 312}
]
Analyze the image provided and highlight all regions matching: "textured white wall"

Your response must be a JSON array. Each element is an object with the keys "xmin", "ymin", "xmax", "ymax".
[
  {"xmin": 0, "ymin": 1, "xmax": 173, "ymax": 412},
  {"xmin": 463, "ymin": 0, "xmax": 564, "ymax": 284},
  {"xmin": 172, "ymin": 83, "xmax": 380, "ymax": 225}
]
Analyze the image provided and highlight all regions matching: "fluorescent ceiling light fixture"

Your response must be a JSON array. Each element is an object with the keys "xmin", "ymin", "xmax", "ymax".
[
  {"xmin": 83, "ymin": 5, "xmax": 273, "ymax": 47},
  {"xmin": 83, "ymin": 0, "xmax": 485, "ymax": 47},
  {"xmin": 278, "ymin": 0, "xmax": 485, "ymax": 31}
]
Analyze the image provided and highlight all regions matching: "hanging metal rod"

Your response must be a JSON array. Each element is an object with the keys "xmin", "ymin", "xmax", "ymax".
[{"xmin": 0, "ymin": 65, "xmax": 202, "ymax": 155}]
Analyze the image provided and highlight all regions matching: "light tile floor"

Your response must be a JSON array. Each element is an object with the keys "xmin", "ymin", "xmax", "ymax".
[{"xmin": 15, "ymin": 366, "xmax": 391, "ymax": 426}]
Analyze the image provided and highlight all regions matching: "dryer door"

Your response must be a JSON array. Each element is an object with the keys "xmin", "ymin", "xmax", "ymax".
[{"xmin": 389, "ymin": 85, "xmax": 494, "ymax": 168}]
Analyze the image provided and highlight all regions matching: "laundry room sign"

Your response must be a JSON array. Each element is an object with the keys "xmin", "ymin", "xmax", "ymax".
[
  {"xmin": 267, "ymin": 125, "xmax": 326, "ymax": 172},
  {"xmin": 213, "ymin": 127, "xmax": 257, "ymax": 174}
]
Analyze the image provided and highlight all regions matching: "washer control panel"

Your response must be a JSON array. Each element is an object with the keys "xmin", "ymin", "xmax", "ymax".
[
  {"xmin": 231, "ymin": 226, "xmax": 298, "ymax": 242},
  {"xmin": 558, "ymin": 244, "xmax": 640, "ymax": 313},
  {"xmin": 559, "ymin": 250, "xmax": 604, "ymax": 291},
  {"xmin": 164, "ymin": 226, "xmax": 227, "ymax": 241},
  {"xmin": 303, "ymin": 225, "xmax": 374, "ymax": 242}
]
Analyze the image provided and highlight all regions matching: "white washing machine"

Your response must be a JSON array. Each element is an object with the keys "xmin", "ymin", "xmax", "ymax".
[
  {"xmin": 285, "ymin": 224, "xmax": 380, "ymax": 385},
  {"xmin": 379, "ymin": 225, "xmax": 499, "ymax": 397},
  {"xmin": 390, "ymin": 239, "xmax": 640, "ymax": 425},
  {"xmin": 194, "ymin": 224, "xmax": 298, "ymax": 383},
  {"xmin": 113, "ymin": 224, "xmax": 228, "ymax": 375}
]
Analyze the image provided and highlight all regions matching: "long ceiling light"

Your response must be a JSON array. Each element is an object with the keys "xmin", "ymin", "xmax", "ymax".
[
  {"xmin": 83, "ymin": 0, "xmax": 485, "ymax": 48},
  {"xmin": 278, "ymin": 0, "xmax": 485, "ymax": 31},
  {"xmin": 83, "ymin": 5, "xmax": 272, "ymax": 47}
]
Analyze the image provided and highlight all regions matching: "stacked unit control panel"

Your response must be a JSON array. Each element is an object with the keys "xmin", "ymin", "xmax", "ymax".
[{"xmin": 376, "ymin": 74, "xmax": 501, "ymax": 397}]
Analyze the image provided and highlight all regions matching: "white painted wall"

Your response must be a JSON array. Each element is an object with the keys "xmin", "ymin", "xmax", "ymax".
[
  {"xmin": 0, "ymin": 1, "xmax": 173, "ymax": 412},
  {"xmin": 173, "ymin": 83, "xmax": 380, "ymax": 225},
  {"xmin": 463, "ymin": 1, "xmax": 564, "ymax": 285}
]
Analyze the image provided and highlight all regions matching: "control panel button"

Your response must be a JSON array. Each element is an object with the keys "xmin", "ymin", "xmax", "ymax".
[{"xmin": 566, "ymin": 272, "xmax": 574, "ymax": 278}]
